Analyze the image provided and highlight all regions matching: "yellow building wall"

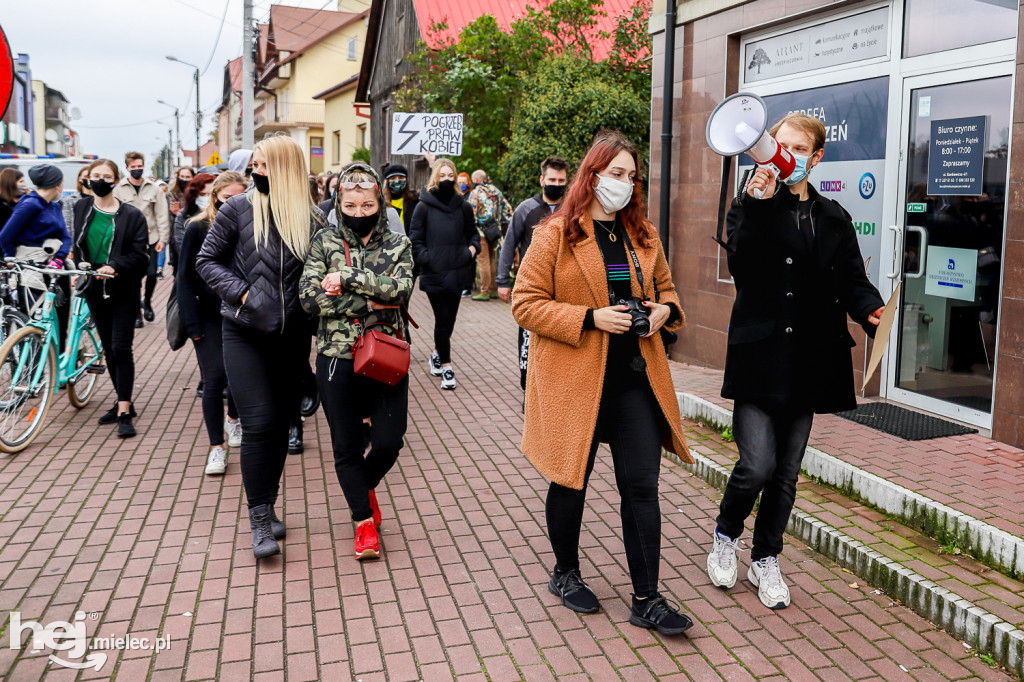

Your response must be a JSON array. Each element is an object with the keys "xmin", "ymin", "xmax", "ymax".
[{"xmin": 323, "ymin": 87, "xmax": 370, "ymax": 173}]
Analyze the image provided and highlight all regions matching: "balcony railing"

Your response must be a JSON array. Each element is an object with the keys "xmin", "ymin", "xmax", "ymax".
[{"xmin": 254, "ymin": 101, "xmax": 324, "ymax": 128}]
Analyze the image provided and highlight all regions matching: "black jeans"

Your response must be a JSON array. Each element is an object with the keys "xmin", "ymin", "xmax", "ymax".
[
  {"xmin": 86, "ymin": 282, "xmax": 138, "ymax": 403},
  {"xmin": 191, "ymin": 311, "xmax": 238, "ymax": 446},
  {"xmin": 546, "ymin": 381, "xmax": 664, "ymax": 597},
  {"xmin": 716, "ymin": 401, "xmax": 814, "ymax": 561},
  {"xmin": 142, "ymin": 243, "xmax": 158, "ymax": 307},
  {"xmin": 223, "ymin": 318, "xmax": 309, "ymax": 509},
  {"xmin": 426, "ymin": 292, "xmax": 461, "ymax": 364},
  {"xmin": 316, "ymin": 355, "xmax": 407, "ymax": 522}
]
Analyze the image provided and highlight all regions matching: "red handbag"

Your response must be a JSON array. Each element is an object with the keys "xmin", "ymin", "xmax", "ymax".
[{"xmin": 342, "ymin": 240, "xmax": 413, "ymax": 386}]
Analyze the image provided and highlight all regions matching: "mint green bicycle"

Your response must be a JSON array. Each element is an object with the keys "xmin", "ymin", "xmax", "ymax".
[{"xmin": 0, "ymin": 261, "xmax": 111, "ymax": 453}]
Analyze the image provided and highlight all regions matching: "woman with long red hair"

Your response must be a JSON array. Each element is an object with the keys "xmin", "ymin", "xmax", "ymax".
[
  {"xmin": 512, "ymin": 131, "xmax": 694, "ymax": 635},
  {"xmin": 171, "ymin": 173, "xmax": 216, "ymax": 273}
]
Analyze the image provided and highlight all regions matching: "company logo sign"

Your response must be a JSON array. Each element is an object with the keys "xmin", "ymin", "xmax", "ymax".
[
  {"xmin": 819, "ymin": 180, "xmax": 845, "ymax": 193},
  {"xmin": 859, "ymin": 172, "xmax": 876, "ymax": 199}
]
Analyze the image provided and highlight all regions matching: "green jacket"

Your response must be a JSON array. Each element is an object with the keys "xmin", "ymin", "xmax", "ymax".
[{"xmin": 300, "ymin": 213, "xmax": 414, "ymax": 360}]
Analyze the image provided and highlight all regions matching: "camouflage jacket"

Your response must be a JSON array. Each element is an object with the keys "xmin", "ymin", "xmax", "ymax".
[{"xmin": 299, "ymin": 214, "xmax": 414, "ymax": 360}]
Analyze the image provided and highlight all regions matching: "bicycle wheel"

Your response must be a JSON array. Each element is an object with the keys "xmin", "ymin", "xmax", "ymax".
[
  {"xmin": 0, "ymin": 326, "xmax": 56, "ymax": 453},
  {"xmin": 1, "ymin": 309, "xmax": 28, "ymax": 346},
  {"xmin": 68, "ymin": 322, "xmax": 102, "ymax": 408}
]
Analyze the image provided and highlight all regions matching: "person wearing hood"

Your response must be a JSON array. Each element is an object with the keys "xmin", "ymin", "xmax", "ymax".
[
  {"xmin": 197, "ymin": 135, "xmax": 322, "ymax": 561},
  {"xmin": 228, "ymin": 149, "xmax": 253, "ymax": 176},
  {"xmin": 408, "ymin": 158, "xmax": 479, "ymax": 391},
  {"xmin": 300, "ymin": 162, "xmax": 413, "ymax": 561}
]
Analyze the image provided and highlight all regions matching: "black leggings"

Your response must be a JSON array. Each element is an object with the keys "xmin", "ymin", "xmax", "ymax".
[
  {"xmin": 191, "ymin": 311, "xmax": 238, "ymax": 446},
  {"xmin": 316, "ymin": 355, "xmax": 408, "ymax": 522},
  {"xmin": 86, "ymin": 283, "xmax": 138, "ymax": 403},
  {"xmin": 546, "ymin": 381, "xmax": 664, "ymax": 597},
  {"xmin": 223, "ymin": 319, "xmax": 308, "ymax": 508},
  {"xmin": 426, "ymin": 292, "xmax": 461, "ymax": 364}
]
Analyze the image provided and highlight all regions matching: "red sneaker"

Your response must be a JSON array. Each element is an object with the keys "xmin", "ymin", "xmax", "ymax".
[
  {"xmin": 369, "ymin": 489, "xmax": 382, "ymax": 528},
  {"xmin": 355, "ymin": 521, "xmax": 380, "ymax": 560}
]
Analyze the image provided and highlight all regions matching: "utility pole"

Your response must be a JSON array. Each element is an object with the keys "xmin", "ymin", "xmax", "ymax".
[
  {"xmin": 195, "ymin": 68, "xmax": 202, "ymax": 165},
  {"xmin": 157, "ymin": 100, "xmax": 181, "ymax": 168},
  {"xmin": 242, "ymin": 0, "xmax": 255, "ymax": 149}
]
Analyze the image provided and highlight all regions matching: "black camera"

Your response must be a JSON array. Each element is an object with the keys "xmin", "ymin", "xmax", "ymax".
[{"xmin": 616, "ymin": 298, "xmax": 651, "ymax": 336}]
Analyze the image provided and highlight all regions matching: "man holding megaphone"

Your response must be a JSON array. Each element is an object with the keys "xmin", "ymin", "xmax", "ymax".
[{"xmin": 704, "ymin": 110, "xmax": 885, "ymax": 610}]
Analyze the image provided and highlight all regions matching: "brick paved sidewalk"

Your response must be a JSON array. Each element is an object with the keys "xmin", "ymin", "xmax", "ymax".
[
  {"xmin": 0, "ymin": 279, "xmax": 1010, "ymax": 680},
  {"xmin": 668, "ymin": 364, "xmax": 1024, "ymax": 540}
]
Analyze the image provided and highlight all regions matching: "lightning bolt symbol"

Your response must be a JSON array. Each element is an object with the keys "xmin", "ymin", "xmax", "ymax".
[{"xmin": 395, "ymin": 115, "xmax": 418, "ymax": 153}]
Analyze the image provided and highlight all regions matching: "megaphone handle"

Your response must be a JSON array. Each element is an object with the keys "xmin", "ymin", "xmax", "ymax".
[{"xmin": 750, "ymin": 165, "xmax": 779, "ymax": 200}]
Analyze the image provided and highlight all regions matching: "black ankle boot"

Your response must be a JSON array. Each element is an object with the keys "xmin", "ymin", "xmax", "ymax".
[
  {"xmin": 249, "ymin": 504, "xmax": 281, "ymax": 559},
  {"xmin": 288, "ymin": 424, "xmax": 303, "ymax": 455}
]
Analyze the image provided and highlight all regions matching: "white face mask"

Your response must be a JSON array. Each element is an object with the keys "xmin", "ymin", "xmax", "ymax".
[
  {"xmin": 593, "ymin": 174, "xmax": 633, "ymax": 214},
  {"xmin": 195, "ymin": 195, "xmax": 210, "ymax": 210}
]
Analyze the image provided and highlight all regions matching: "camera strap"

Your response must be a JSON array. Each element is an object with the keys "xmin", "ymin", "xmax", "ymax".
[{"xmin": 619, "ymin": 227, "xmax": 644, "ymax": 293}]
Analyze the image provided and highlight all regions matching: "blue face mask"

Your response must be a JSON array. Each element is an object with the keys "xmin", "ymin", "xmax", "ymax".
[
  {"xmin": 459, "ymin": 183, "xmax": 469, "ymax": 192},
  {"xmin": 783, "ymin": 153, "xmax": 812, "ymax": 186}
]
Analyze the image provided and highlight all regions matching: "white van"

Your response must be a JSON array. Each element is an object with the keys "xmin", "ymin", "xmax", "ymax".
[{"xmin": 0, "ymin": 155, "xmax": 94, "ymax": 198}]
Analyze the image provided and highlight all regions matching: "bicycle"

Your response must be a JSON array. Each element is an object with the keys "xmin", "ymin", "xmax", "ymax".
[{"xmin": 0, "ymin": 261, "xmax": 112, "ymax": 453}]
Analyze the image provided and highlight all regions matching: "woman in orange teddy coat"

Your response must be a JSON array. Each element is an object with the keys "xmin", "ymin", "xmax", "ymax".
[{"xmin": 511, "ymin": 130, "xmax": 694, "ymax": 636}]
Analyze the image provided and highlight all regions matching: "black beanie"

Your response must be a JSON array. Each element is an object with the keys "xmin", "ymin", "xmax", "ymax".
[
  {"xmin": 384, "ymin": 164, "xmax": 408, "ymax": 180},
  {"xmin": 28, "ymin": 164, "xmax": 63, "ymax": 190}
]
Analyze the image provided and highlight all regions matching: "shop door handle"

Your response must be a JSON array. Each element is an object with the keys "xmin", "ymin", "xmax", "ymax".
[
  {"xmin": 906, "ymin": 225, "xmax": 928, "ymax": 279},
  {"xmin": 887, "ymin": 225, "xmax": 902, "ymax": 280}
]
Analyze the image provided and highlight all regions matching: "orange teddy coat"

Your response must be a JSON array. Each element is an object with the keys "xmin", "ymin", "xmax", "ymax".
[{"xmin": 511, "ymin": 214, "xmax": 693, "ymax": 490}]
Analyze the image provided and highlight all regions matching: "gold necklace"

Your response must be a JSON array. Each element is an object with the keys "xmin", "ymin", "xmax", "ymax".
[{"xmin": 594, "ymin": 219, "xmax": 617, "ymax": 242}]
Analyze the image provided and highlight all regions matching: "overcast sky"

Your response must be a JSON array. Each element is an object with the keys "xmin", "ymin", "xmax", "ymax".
[{"xmin": 3, "ymin": 0, "xmax": 351, "ymax": 170}]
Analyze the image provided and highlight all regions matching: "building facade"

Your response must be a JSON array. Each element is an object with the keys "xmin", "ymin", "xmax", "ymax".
[
  {"xmin": 649, "ymin": 0, "xmax": 1024, "ymax": 443},
  {"xmin": 32, "ymin": 83, "xmax": 76, "ymax": 157},
  {"xmin": 1, "ymin": 53, "xmax": 34, "ymax": 154},
  {"xmin": 314, "ymin": 74, "xmax": 370, "ymax": 173}
]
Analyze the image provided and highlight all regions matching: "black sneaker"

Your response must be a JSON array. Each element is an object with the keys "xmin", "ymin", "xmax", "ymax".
[
  {"xmin": 288, "ymin": 424, "xmax": 303, "ymax": 455},
  {"xmin": 629, "ymin": 594, "xmax": 692, "ymax": 635},
  {"xmin": 99, "ymin": 402, "xmax": 136, "ymax": 425},
  {"xmin": 548, "ymin": 568, "xmax": 600, "ymax": 614},
  {"xmin": 117, "ymin": 413, "xmax": 136, "ymax": 438},
  {"xmin": 143, "ymin": 302, "xmax": 155, "ymax": 322},
  {"xmin": 135, "ymin": 312, "xmax": 144, "ymax": 329}
]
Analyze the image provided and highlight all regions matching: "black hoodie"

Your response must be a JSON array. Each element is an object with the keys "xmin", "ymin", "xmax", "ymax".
[{"xmin": 408, "ymin": 187, "xmax": 479, "ymax": 294}]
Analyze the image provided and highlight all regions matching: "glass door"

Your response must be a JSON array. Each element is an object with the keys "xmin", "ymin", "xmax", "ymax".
[{"xmin": 885, "ymin": 70, "xmax": 1012, "ymax": 427}]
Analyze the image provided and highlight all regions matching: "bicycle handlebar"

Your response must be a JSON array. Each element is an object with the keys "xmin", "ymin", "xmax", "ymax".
[{"xmin": 4, "ymin": 260, "xmax": 114, "ymax": 280}]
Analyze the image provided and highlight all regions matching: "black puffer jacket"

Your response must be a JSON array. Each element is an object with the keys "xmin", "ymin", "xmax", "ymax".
[
  {"xmin": 196, "ymin": 192, "xmax": 321, "ymax": 334},
  {"xmin": 409, "ymin": 188, "xmax": 479, "ymax": 294}
]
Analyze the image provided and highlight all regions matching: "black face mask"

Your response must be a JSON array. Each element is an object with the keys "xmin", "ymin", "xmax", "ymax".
[
  {"xmin": 543, "ymin": 184, "xmax": 566, "ymax": 201},
  {"xmin": 89, "ymin": 179, "xmax": 115, "ymax": 198},
  {"xmin": 436, "ymin": 180, "xmax": 456, "ymax": 198},
  {"xmin": 177, "ymin": 177, "xmax": 190, "ymax": 190},
  {"xmin": 342, "ymin": 212, "xmax": 378, "ymax": 238},
  {"xmin": 251, "ymin": 172, "xmax": 270, "ymax": 195},
  {"xmin": 214, "ymin": 198, "xmax": 224, "ymax": 210},
  {"xmin": 129, "ymin": 169, "xmax": 144, "ymax": 180}
]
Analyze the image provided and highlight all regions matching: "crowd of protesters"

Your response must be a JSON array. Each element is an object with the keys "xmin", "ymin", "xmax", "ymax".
[{"xmin": 0, "ymin": 114, "xmax": 887, "ymax": 639}]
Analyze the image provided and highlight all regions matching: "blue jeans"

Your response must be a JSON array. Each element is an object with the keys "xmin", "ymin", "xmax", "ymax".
[{"xmin": 716, "ymin": 402, "xmax": 813, "ymax": 560}]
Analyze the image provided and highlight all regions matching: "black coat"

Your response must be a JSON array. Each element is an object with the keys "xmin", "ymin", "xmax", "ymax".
[
  {"xmin": 176, "ymin": 218, "xmax": 221, "ymax": 339},
  {"xmin": 196, "ymin": 193, "xmax": 319, "ymax": 335},
  {"xmin": 71, "ymin": 197, "xmax": 150, "ymax": 291},
  {"xmin": 722, "ymin": 186, "xmax": 884, "ymax": 414},
  {"xmin": 409, "ymin": 188, "xmax": 479, "ymax": 294}
]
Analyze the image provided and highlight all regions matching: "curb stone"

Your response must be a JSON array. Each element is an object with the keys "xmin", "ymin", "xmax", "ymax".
[
  {"xmin": 662, "ymin": 444, "xmax": 1024, "ymax": 678},
  {"xmin": 677, "ymin": 392, "xmax": 1024, "ymax": 579}
]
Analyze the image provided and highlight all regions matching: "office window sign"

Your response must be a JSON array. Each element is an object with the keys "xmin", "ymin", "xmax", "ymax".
[
  {"xmin": 927, "ymin": 116, "xmax": 987, "ymax": 196},
  {"xmin": 924, "ymin": 245, "xmax": 977, "ymax": 302},
  {"xmin": 745, "ymin": 8, "xmax": 889, "ymax": 83},
  {"xmin": 738, "ymin": 77, "xmax": 889, "ymax": 287}
]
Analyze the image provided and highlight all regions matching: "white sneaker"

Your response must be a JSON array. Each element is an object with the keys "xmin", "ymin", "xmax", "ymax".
[
  {"xmin": 440, "ymin": 367, "xmax": 456, "ymax": 390},
  {"xmin": 224, "ymin": 418, "xmax": 242, "ymax": 448},
  {"xmin": 205, "ymin": 446, "xmax": 228, "ymax": 476},
  {"xmin": 429, "ymin": 352, "xmax": 443, "ymax": 377},
  {"xmin": 748, "ymin": 556, "xmax": 791, "ymax": 609},
  {"xmin": 707, "ymin": 530, "xmax": 740, "ymax": 589}
]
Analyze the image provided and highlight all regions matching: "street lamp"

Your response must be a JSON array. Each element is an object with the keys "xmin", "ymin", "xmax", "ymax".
[
  {"xmin": 157, "ymin": 99, "xmax": 181, "ymax": 168},
  {"xmin": 166, "ymin": 56, "xmax": 201, "ymax": 166}
]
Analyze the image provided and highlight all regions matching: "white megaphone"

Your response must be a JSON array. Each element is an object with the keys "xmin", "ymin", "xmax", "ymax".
[{"xmin": 706, "ymin": 92, "xmax": 796, "ymax": 198}]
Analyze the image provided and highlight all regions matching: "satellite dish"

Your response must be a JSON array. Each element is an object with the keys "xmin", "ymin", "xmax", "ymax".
[
  {"xmin": 45, "ymin": 128, "xmax": 58, "ymax": 142},
  {"xmin": 70, "ymin": 107, "xmax": 82, "ymax": 120}
]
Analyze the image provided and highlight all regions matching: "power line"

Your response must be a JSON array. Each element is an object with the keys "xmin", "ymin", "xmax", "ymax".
[
  {"xmin": 77, "ymin": 115, "xmax": 174, "ymax": 130},
  {"xmin": 199, "ymin": 0, "xmax": 233, "ymax": 76}
]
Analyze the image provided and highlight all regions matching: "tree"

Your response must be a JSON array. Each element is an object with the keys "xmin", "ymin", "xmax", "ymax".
[{"xmin": 499, "ymin": 55, "xmax": 651, "ymax": 202}]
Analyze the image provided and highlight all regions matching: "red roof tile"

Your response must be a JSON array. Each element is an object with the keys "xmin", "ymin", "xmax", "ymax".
[{"xmin": 267, "ymin": 4, "xmax": 360, "ymax": 55}]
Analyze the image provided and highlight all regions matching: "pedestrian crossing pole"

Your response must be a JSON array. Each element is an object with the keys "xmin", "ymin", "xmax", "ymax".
[{"xmin": 242, "ymin": 0, "xmax": 255, "ymax": 149}]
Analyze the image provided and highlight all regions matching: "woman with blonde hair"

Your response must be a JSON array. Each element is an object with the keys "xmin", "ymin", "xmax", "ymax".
[
  {"xmin": 197, "ymin": 135, "xmax": 322, "ymax": 560},
  {"xmin": 409, "ymin": 157, "xmax": 479, "ymax": 390},
  {"xmin": 177, "ymin": 171, "xmax": 247, "ymax": 476}
]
